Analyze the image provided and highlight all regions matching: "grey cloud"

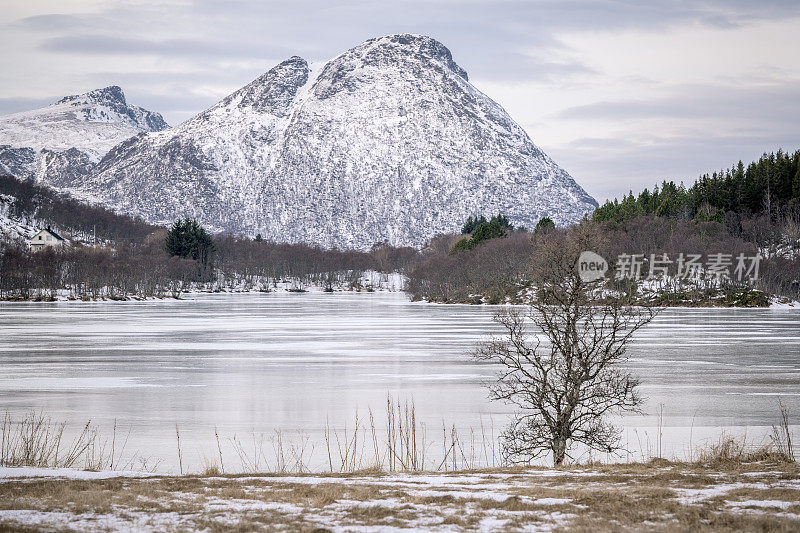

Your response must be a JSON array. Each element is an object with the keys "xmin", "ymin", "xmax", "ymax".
[
  {"xmin": 19, "ymin": 0, "xmax": 800, "ymax": 88},
  {"xmin": 554, "ymin": 83, "xmax": 800, "ymax": 125},
  {"xmin": 546, "ymin": 79, "xmax": 800, "ymax": 201},
  {"xmin": 546, "ymin": 80, "xmax": 800, "ymax": 200},
  {"xmin": 13, "ymin": 13, "xmax": 93, "ymax": 31},
  {"xmin": 188, "ymin": 0, "xmax": 800, "ymax": 35},
  {"xmin": 459, "ymin": 50, "xmax": 599, "ymax": 83}
]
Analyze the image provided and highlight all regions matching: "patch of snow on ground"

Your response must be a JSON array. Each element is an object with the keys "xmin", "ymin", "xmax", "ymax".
[
  {"xmin": 770, "ymin": 298, "xmax": 800, "ymax": 309},
  {"xmin": 726, "ymin": 500, "xmax": 794, "ymax": 509},
  {"xmin": 674, "ymin": 483, "xmax": 770, "ymax": 504}
]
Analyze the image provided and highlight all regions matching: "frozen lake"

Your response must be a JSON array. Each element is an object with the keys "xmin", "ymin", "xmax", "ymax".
[{"xmin": 1, "ymin": 292, "xmax": 798, "ymax": 472}]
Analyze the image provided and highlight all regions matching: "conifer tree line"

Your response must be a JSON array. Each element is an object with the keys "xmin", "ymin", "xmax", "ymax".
[
  {"xmin": 451, "ymin": 213, "xmax": 516, "ymax": 253},
  {"xmin": 593, "ymin": 149, "xmax": 800, "ymax": 225}
]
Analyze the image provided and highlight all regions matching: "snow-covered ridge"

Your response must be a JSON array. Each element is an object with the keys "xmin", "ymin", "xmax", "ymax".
[
  {"xmin": 0, "ymin": 86, "xmax": 168, "ymax": 185},
  {"xmin": 54, "ymin": 85, "xmax": 168, "ymax": 133},
  {"xmin": 58, "ymin": 34, "xmax": 597, "ymax": 250}
]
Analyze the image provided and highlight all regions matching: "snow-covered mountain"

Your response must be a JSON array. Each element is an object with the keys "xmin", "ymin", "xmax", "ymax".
[
  {"xmin": 11, "ymin": 35, "xmax": 597, "ymax": 249},
  {"xmin": 0, "ymin": 86, "xmax": 168, "ymax": 186}
]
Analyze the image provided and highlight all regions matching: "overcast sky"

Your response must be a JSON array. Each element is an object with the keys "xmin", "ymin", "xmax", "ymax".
[{"xmin": 1, "ymin": 0, "xmax": 798, "ymax": 202}]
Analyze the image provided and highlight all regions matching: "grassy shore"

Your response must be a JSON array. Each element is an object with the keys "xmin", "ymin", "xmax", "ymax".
[{"xmin": 1, "ymin": 459, "xmax": 798, "ymax": 532}]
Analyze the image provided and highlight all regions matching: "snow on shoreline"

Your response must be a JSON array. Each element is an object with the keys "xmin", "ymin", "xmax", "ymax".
[
  {"xmin": 769, "ymin": 298, "xmax": 800, "ymax": 309},
  {"xmin": 1, "ymin": 269, "xmax": 797, "ymax": 309},
  {"xmin": 0, "ymin": 270, "xmax": 407, "ymax": 302}
]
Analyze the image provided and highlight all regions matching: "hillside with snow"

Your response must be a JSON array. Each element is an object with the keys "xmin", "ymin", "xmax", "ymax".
[
  {"xmin": 0, "ymin": 86, "xmax": 168, "ymax": 187},
  {"xmin": 1, "ymin": 35, "xmax": 597, "ymax": 249},
  {"xmin": 0, "ymin": 193, "xmax": 36, "ymax": 242},
  {"xmin": 75, "ymin": 34, "xmax": 597, "ymax": 249}
]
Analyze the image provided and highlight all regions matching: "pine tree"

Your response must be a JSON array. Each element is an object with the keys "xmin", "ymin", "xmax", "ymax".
[
  {"xmin": 593, "ymin": 150, "xmax": 800, "ymax": 224},
  {"xmin": 490, "ymin": 213, "xmax": 514, "ymax": 231},
  {"xmin": 166, "ymin": 218, "xmax": 216, "ymax": 268},
  {"xmin": 793, "ymin": 166, "xmax": 800, "ymax": 200},
  {"xmin": 534, "ymin": 216, "xmax": 555, "ymax": 234},
  {"xmin": 461, "ymin": 215, "xmax": 488, "ymax": 234}
]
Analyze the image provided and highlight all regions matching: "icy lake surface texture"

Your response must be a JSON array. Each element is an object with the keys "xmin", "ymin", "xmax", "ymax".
[{"xmin": 1, "ymin": 293, "xmax": 798, "ymax": 472}]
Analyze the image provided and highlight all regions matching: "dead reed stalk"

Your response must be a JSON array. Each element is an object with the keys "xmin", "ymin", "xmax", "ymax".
[{"xmin": 175, "ymin": 424, "xmax": 183, "ymax": 475}]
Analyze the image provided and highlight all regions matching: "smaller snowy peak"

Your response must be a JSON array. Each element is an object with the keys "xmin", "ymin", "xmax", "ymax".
[
  {"xmin": 233, "ymin": 56, "xmax": 310, "ymax": 115},
  {"xmin": 54, "ymin": 85, "xmax": 168, "ymax": 132},
  {"xmin": 0, "ymin": 86, "xmax": 169, "ymax": 154},
  {"xmin": 57, "ymin": 85, "xmax": 127, "ymax": 107},
  {"xmin": 180, "ymin": 56, "xmax": 312, "ymax": 127},
  {"xmin": 0, "ymin": 86, "xmax": 170, "ymax": 182}
]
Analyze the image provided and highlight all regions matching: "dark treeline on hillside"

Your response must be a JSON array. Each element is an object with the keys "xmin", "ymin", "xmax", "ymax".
[
  {"xmin": 593, "ymin": 150, "xmax": 800, "ymax": 241},
  {"xmin": 407, "ymin": 150, "xmax": 800, "ymax": 306},
  {"xmin": 0, "ymin": 175, "xmax": 157, "ymax": 242},
  {"xmin": 0, "ymin": 175, "xmax": 420, "ymax": 300}
]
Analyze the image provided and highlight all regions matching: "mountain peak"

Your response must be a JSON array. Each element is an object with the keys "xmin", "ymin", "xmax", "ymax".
[
  {"xmin": 89, "ymin": 85, "xmax": 127, "ymax": 105},
  {"xmin": 51, "ymin": 86, "xmax": 169, "ymax": 132},
  {"xmin": 0, "ymin": 84, "xmax": 169, "ymax": 179},
  {"xmin": 56, "ymin": 85, "xmax": 126, "ymax": 107},
  {"xmin": 363, "ymin": 34, "xmax": 468, "ymax": 81},
  {"xmin": 311, "ymin": 34, "xmax": 470, "ymax": 101},
  {"xmin": 222, "ymin": 55, "xmax": 309, "ymax": 115}
]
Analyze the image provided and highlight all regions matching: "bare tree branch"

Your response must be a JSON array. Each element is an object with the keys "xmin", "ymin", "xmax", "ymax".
[{"xmin": 474, "ymin": 230, "xmax": 659, "ymax": 466}]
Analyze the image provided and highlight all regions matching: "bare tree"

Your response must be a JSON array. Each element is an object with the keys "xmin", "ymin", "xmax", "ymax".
[{"xmin": 474, "ymin": 230, "xmax": 658, "ymax": 466}]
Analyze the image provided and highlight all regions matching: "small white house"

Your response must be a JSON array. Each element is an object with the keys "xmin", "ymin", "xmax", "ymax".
[{"xmin": 29, "ymin": 226, "xmax": 67, "ymax": 250}]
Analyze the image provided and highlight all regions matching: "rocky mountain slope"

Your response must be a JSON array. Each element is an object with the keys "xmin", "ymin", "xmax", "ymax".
[
  {"xmin": 5, "ymin": 35, "xmax": 597, "ymax": 249},
  {"xmin": 0, "ymin": 192, "xmax": 36, "ymax": 242},
  {"xmin": 0, "ymin": 86, "xmax": 168, "ymax": 186}
]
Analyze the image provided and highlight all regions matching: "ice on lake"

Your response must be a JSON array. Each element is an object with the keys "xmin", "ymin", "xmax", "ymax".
[{"xmin": 1, "ymin": 293, "xmax": 798, "ymax": 472}]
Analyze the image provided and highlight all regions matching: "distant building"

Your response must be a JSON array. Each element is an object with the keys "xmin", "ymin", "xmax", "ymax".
[{"xmin": 29, "ymin": 226, "xmax": 67, "ymax": 250}]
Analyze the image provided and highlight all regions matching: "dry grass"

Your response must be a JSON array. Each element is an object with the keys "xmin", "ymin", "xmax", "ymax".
[
  {"xmin": 1, "ymin": 460, "xmax": 797, "ymax": 532},
  {"xmin": 694, "ymin": 434, "xmax": 794, "ymax": 469},
  {"xmin": 1, "ymin": 411, "xmax": 158, "ymax": 473},
  {"xmin": 0, "ymin": 405, "xmax": 795, "ymax": 530},
  {"xmin": 1, "ymin": 397, "xmax": 502, "ymax": 476}
]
